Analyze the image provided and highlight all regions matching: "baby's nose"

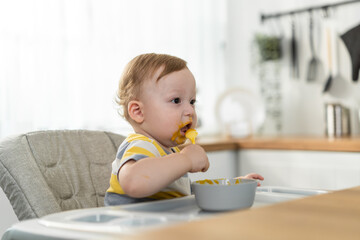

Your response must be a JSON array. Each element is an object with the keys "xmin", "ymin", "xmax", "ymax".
[{"xmin": 184, "ymin": 103, "xmax": 195, "ymax": 116}]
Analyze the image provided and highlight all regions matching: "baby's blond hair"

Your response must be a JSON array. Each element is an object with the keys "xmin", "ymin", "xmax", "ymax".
[{"xmin": 116, "ymin": 53, "xmax": 188, "ymax": 122}]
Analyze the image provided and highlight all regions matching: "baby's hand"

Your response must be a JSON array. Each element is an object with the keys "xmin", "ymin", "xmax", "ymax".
[
  {"xmin": 180, "ymin": 144, "xmax": 209, "ymax": 173},
  {"xmin": 235, "ymin": 173, "xmax": 264, "ymax": 186}
]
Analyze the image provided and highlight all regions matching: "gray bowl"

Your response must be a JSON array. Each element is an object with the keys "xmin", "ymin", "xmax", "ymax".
[{"xmin": 192, "ymin": 178, "xmax": 257, "ymax": 211}]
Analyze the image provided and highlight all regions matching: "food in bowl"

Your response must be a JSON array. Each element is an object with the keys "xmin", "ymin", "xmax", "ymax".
[{"xmin": 192, "ymin": 178, "xmax": 257, "ymax": 211}]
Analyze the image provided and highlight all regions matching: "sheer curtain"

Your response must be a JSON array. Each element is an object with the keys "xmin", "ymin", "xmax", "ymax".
[{"xmin": 0, "ymin": 0, "xmax": 226, "ymax": 138}]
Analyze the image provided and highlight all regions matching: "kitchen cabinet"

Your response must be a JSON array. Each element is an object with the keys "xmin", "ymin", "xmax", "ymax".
[
  {"xmin": 198, "ymin": 136, "xmax": 360, "ymax": 190},
  {"xmin": 189, "ymin": 150, "xmax": 237, "ymax": 182},
  {"xmin": 238, "ymin": 149, "xmax": 360, "ymax": 190}
]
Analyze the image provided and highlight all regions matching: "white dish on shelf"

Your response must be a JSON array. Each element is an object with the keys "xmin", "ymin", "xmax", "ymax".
[{"xmin": 215, "ymin": 88, "xmax": 265, "ymax": 137}]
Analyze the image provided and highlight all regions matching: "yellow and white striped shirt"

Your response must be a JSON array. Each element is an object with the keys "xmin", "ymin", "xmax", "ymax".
[{"xmin": 106, "ymin": 133, "xmax": 191, "ymax": 200}]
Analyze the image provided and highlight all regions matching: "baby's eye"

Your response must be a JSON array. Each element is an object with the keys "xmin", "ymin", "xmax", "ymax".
[
  {"xmin": 171, "ymin": 98, "xmax": 181, "ymax": 104},
  {"xmin": 190, "ymin": 99, "xmax": 196, "ymax": 105}
]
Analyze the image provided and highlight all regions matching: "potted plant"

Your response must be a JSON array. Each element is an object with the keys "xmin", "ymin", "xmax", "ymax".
[{"xmin": 255, "ymin": 34, "xmax": 282, "ymax": 61}]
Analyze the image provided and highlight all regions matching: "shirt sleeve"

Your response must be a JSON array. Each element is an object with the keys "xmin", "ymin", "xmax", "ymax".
[{"xmin": 117, "ymin": 139, "xmax": 162, "ymax": 169}]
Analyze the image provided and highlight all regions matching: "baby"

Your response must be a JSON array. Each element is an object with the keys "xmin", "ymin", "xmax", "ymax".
[{"xmin": 105, "ymin": 53, "xmax": 263, "ymax": 206}]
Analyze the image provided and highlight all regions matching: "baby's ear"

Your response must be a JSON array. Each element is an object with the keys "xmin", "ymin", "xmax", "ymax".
[{"xmin": 128, "ymin": 100, "xmax": 144, "ymax": 123}]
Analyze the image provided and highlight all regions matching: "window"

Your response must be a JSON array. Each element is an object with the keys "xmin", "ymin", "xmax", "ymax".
[{"xmin": 0, "ymin": 0, "xmax": 226, "ymax": 138}]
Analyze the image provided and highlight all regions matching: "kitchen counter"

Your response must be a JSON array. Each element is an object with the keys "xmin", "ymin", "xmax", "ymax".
[
  {"xmin": 125, "ymin": 186, "xmax": 360, "ymax": 240},
  {"xmin": 197, "ymin": 135, "xmax": 360, "ymax": 152}
]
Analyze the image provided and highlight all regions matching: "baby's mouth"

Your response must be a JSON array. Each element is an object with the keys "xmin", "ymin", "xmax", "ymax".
[
  {"xmin": 171, "ymin": 121, "xmax": 193, "ymax": 144},
  {"xmin": 180, "ymin": 123, "xmax": 192, "ymax": 136}
]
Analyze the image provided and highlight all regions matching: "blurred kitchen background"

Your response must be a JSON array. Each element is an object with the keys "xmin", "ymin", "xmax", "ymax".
[
  {"xmin": 2, "ymin": 0, "xmax": 360, "ymax": 236},
  {"xmin": 1, "ymin": 0, "xmax": 360, "ymax": 139}
]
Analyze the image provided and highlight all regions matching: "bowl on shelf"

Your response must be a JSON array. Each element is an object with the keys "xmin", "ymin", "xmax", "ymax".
[{"xmin": 191, "ymin": 178, "xmax": 257, "ymax": 211}]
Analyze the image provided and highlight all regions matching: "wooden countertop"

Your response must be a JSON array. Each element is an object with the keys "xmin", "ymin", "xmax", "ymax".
[
  {"xmin": 196, "ymin": 135, "xmax": 360, "ymax": 152},
  {"xmin": 124, "ymin": 186, "xmax": 360, "ymax": 240}
]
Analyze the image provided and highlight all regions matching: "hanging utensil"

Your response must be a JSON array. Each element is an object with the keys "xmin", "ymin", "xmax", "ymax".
[
  {"xmin": 341, "ymin": 24, "xmax": 360, "ymax": 82},
  {"xmin": 327, "ymin": 11, "xmax": 353, "ymax": 98},
  {"xmin": 306, "ymin": 10, "xmax": 322, "ymax": 82},
  {"xmin": 290, "ymin": 15, "xmax": 299, "ymax": 79},
  {"xmin": 323, "ymin": 9, "xmax": 334, "ymax": 93}
]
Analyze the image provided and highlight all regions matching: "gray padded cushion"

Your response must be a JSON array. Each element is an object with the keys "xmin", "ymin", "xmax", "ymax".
[{"xmin": 0, "ymin": 130, "xmax": 125, "ymax": 221}]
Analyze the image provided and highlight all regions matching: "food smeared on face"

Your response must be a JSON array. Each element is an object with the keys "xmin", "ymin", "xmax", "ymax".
[{"xmin": 171, "ymin": 119, "xmax": 193, "ymax": 144}]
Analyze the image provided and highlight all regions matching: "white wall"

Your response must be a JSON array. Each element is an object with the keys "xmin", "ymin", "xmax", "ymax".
[{"xmin": 226, "ymin": 0, "xmax": 360, "ymax": 136}]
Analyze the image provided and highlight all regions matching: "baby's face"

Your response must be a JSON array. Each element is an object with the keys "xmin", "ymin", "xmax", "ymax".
[{"xmin": 139, "ymin": 67, "xmax": 197, "ymax": 148}]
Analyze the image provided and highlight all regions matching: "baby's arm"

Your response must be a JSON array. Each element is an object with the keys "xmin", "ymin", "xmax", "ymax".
[
  {"xmin": 235, "ymin": 173, "xmax": 264, "ymax": 186},
  {"xmin": 119, "ymin": 144, "xmax": 209, "ymax": 198}
]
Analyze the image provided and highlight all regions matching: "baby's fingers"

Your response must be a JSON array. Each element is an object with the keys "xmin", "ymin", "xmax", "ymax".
[
  {"xmin": 201, "ymin": 161, "xmax": 210, "ymax": 172},
  {"xmin": 244, "ymin": 173, "xmax": 264, "ymax": 181}
]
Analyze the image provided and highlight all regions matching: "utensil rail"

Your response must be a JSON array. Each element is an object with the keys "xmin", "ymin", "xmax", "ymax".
[{"xmin": 260, "ymin": 0, "xmax": 360, "ymax": 23}]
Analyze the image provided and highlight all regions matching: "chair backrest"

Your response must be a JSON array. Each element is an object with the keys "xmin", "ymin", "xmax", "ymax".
[{"xmin": 0, "ymin": 130, "xmax": 125, "ymax": 221}]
